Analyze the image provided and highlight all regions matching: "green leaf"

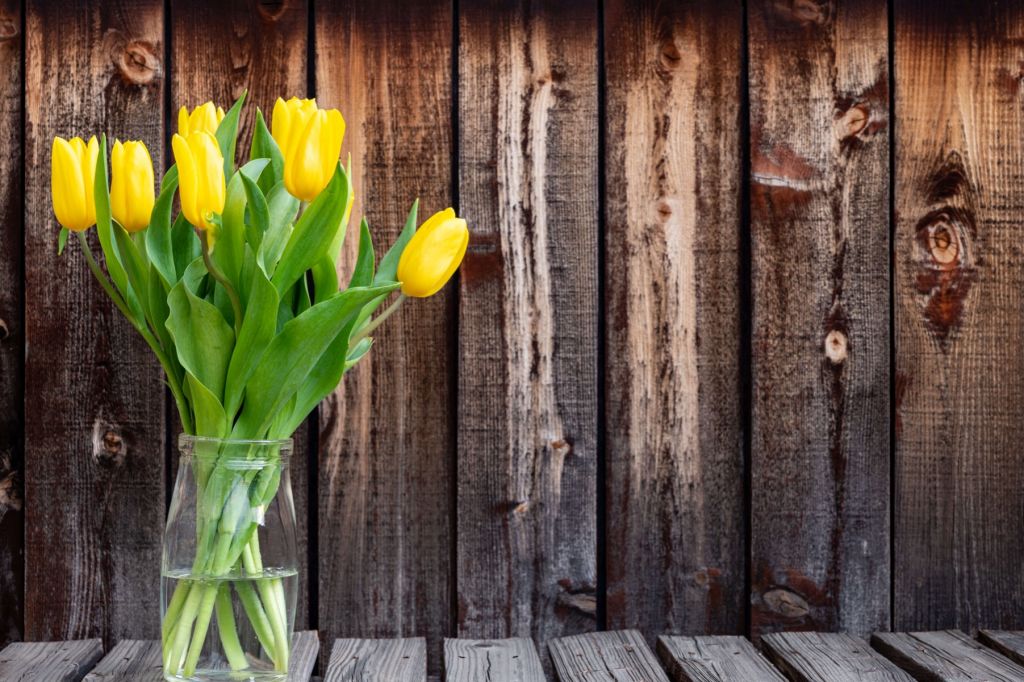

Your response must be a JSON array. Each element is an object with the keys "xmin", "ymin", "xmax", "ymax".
[
  {"xmin": 349, "ymin": 218, "xmax": 375, "ymax": 288},
  {"xmin": 232, "ymin": 282, "xmax": 400, "ymax": 437},
  {"xmin": 113, "ymin": 223, "xmax": 151, "ymax": 321},
  {"xmin": 160, "ymin": 164, "xmax": 179, "ymax": 193},
  {"xmin": 375, "ymin": 199, "xmax": 418, "ymax": 285},
  {"xmin": 271, "ymin": 164, "xmax": 350, "ymax": 294},
  {"xmin": 57, "ymin": 228, "xmax": 69, "ymax": 255},
  {"xmin": 215, "ymin": 90, "xmax": 247, "ymax": 178},
  {"xmin": 171, "ymin": 214, "xmax": 200, "ymax": 280},
  {"xmin": 241, "ymin": 172, "xmax": 269, "ymax": 252},
  {"xmin": 345, "ymin": 337, "xmax": 373, "ymax": 369},
  {"xmin": 223, "ymin": 266, "xmax": 278, "ymax": 418},
  {"xmin": 258, "ymin": 183, "xmax": 298, "ymax": 275},
  {"xmin": 186, "ymin": 372, "xmax": 227, "ymax": 439},
  {"xmin": 146, "ymin": 174, "xmax": 179, "ymax": 285},
  {"xmin": 249, "ymin": 109, "xmax": 284, "ymax": 195},
  {"xmin": 215, "ymin": 158, "xmax": 270, "ymax": 287},
  {"xmin": 166, "ymin": 280, "xmax": 235, "ymax": 401},
  {"xmin": 181, "ymin": 256, "xmax": 208, "ymax": 295},
  {"xmin": 94, "ymin": 134, "xmax": 135, "ymax": 311},
  {"xmin": 146, "ymin": 263, "xmax": 180, "ymax": 387}
]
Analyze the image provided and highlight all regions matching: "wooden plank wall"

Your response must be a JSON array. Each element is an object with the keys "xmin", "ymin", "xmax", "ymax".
[{"xmin": 4, "ymin": 0, "xmax": 1024, "ymax": 666}]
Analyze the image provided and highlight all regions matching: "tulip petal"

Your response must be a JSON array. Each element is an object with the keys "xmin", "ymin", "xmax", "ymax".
[
  {"xmin": 397, "ymin": 212, "xmax": 469, "ymax": 297},
  {"xmin": 172, "ymin": 133, "xmax": 200, "ymax": 227},
  {"xmin": 51, "ymin": 137, "xmax": 88, "ymax": 231},
  {"xmin": 178, "ymin": 106, "xmax": 190, "ymax": 136}
]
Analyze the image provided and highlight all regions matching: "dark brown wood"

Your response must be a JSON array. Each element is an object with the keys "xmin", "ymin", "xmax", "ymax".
[
  {"xmin": 443, "ymin": 638, "xmax": 545, "ymax": 682},
  {"xmin": 23, "ymin": 0, "xmax": 165, "ymax": 643},
  {"xmin": 315, "ymin": 0, "xmax": 453, "ymax": 674},
  {"xmin": 80, "ymin": 631, "xmax": 319, "ymax": 681},
  {"xmin": 978, "ymin": 631, "xmax": 1024, "ymax": 667},
  {"xmin": 656, "ymin": 635, "xmax": 785, "ymax": 682},
  {"xmin": 873, "ymin": 631, "xmax": 1024, "ymax": 681},
  {"xmin": 762, "ymin": 632, "xmax": 913, "ymax": 682},
  {"xmin": 549, "ymin": 630, "xmax": 669, "ymax": 682},
  {"xmin": 603, "ymin": 0, "xmax": 745, "ymax": 639},
  {"xmin": 893, "ymin": 0, "xmax": 1024, "ymax": 631},
  {"xmin": 748, "ymin": 0, "xmax": 891, "ymax": 637},
  {"xmin": 170, "ymin": 0, "xmax": 312, "ymax": 629},
  {"xmin": 0, "ymin": 639, "xmax": 104, "ymax": 681},
  {"xmin": 457, "ymin": 0, "xmax": 598, "ymax": 654},
  {"xmin": 0, "ymin": 0, "xmax": 23, "ymax": 648},
  {"xmin": 324, "ymin": 638, "xmax": 427, "ymax": 682}
]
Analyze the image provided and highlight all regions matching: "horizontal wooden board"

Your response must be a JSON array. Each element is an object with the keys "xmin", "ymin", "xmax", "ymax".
[
  {"xmin": 657, "ymin": 635, "xmax": 785, "ymax": 682},
  {"xmin": 762, "ymin": 632, "xmax": 913, "ymax": 682},
  {"xmin": 444, "ymin": 638, "xmax": 545, "ymax": 682},
  {"xmin": 325, "ymin": 638, "xmax": 427, "ymax": 682},
  {"xmin": 0, "ymin": 639, "xmax": 104, "ymax": 681},
  {"xmin": 549, "ymin": 630, "xmax": 669, "ymax": 682},
  {"xmin": 873, "ymin": 631, "xmax": 1024, "ymax": 681},
  {"xmin": 978, "ymin": 631, "xmax": 1024, "ymax": 667}
]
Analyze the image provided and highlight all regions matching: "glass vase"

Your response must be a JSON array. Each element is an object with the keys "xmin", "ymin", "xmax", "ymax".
[{"xmin": 161, "ymin": 435, "xmax": 297, "ymax": 682}]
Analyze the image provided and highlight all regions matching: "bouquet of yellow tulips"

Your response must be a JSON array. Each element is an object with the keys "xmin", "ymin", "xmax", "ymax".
[{"xmin": 50, "ymin": 93, "xmax": 468, "ymax": 680}]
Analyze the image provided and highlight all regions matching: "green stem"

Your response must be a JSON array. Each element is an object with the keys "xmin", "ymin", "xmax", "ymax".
[
  {"xmin": 162, "ymin": 580, "xmax": 191, "ymax": 646},
  {"xmin": 183, "ymin": 584, "xmax": 219, "ymax": 675},
  {"xmin": 215, "ymin": 583, "xmax": 249, "ymax": 671},
  {"xmin": 234, "ymin": 579, "xmax": 278, "ymax": 662},
  {"xmin": 351, "ymin": 293, "xmax": 405, "ymax": 345},
  {"xmin": 77, "ymin": 231, "xmax": 194, "ymax": 434},
  {"xmin": 246, "ymin": 537, "xmax": 289, "ymax": 671},
  {"xmin": 200, "ymin": 230, "xmax": 243, "ymax": 337},
  {"xmin": 164, "ymin": 580, "xmax": 203, "ymax": 674}
]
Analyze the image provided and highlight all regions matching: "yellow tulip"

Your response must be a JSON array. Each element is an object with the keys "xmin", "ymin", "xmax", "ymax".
[
  {"xmin": 271, "ymin": 97, "xmax": 345, "ymax": 202},
  {"xmin": 171, "ymin": 131, "xmax": 226, "ymax": 243},
  {"xmin": 397, "ymin": 208, "xmax": 469, "ymax": 298},
  {"xmin": 109, "ymin": 140, "xmax": 155, "ymax": 233},
  {"xmin": 178, "ymin": 102, "xmax": 225, "ymax": 136},
  {"xmin": 51, "ymin": 136, "xmax": 99, "ymax": 232}
]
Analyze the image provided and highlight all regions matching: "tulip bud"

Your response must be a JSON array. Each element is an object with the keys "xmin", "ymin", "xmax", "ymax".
[
  {"xmin": 178, "ymin": 102, "xmax": 225, "ymax": 137},
  {"xmin": 171, "ymin": 131, "xmax": 226, "ymax": 245},
  {"xmin": 271, "ymin": 97, "xmax": 345, "ymax": 202},
  {"xmin": 397, "ymin": 208, "xmax": 469, "ymax": 298},
  {"xmin": 51, "ymin": 135, "xmax": 99, "ymax": 232},
  {"xmin": 109, "ymin": 140, "xmax": 155, "ymax": 233}
]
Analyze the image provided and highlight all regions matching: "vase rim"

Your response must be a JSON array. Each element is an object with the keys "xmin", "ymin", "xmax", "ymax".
[{"xmin": 178, "ymin": 433, "xmax": 295, "ymax": 448}]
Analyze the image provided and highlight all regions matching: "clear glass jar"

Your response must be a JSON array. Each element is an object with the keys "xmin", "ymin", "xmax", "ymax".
[{"xmin": 161, "ymin": 435, "xmax": 297, "ymax": 682}]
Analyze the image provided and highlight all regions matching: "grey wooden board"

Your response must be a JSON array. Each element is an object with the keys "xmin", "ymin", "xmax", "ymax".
[
  {"xmin": 657, "ymin": 635, "xmax": 785, "ymax": 682},
  {"xmin": 0, "ymin": 639, "xmax": 104, "ymax": 682},
  {"xmin": 549, "ymin": 630, "xmax": 669, "ymax": 681},
  {"xmin": 872, "ymin": 630, "xmax": 1024, "ymax": 681},
  {"xmin": 80, "ymin": 631, "xmax": 319, "ymax": 681},
  {"xmin": 762, "ymin": 632, "xmax": 913, "ymax": 682},
  {"xmin": 444, "ymin": 638, "xmax": 546, "ymax": 681},
  {"xmin": 978, "ymin": 631, "xmax": 1024, "ymax": 667},
  {"xmin": 325, "ymin": 638, "xmax": 427, "ymax": 682}
]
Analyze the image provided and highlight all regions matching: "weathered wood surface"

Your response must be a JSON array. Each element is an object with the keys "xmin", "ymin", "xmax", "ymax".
[
  {"xmin": 549, "ymin": 630, "xmax": 670, "ymax": 682},
  {"xmin": 23, "ymin": 0, "xmax": 166, "ymax": 644},
  {"xmin": 170, "ymin": 0, "xmax": 313, "ymax": 630},
  {"xmin": 0, "ymin": 0, "xmax": 23, "ymax": 647},
  {"xmin": 603, "ymin": 0, "xmax": 745, "ymax": 641},
  {"xmin": 873, "ymin": 631, "xmax": 1024, "ymax": 681},
  {"xmin": 443, "ymin": 638, "xmax": 545, "ymax": 682},
  {"xmin": 762, "ymin": 632, "xmax": 913, "ymax": 682},
  {"xmin": 748, "ymin": 0, "xmax": 891, "ymax": 638},
  {"xmin": 325, "ymin": 637, "xmax": 427, "ymax": 682},
  {"xmin": 0, "ymin": 639, "xmax": 103, "ymax": 682},
  {"xmin": 78, "ymin": 631, "xmax": 319, "ymax": 681},
  {"xmin": 892, "ymin": 0, "xmax": 1024, "ymax": 632},
  {"xmin": 315, "ymin": 0, "xmax": 453, "ymax": 673},
  {"xmin": 457, "ymin": 0, "xmax": 598, "ymax": 655},
  {"xmin": 978, "ymin": 631, "xmax": 1024, "ymax": 667},
  {"xmin": 657, "ymin": 635, "xmax": 785, "ymax": 682}
]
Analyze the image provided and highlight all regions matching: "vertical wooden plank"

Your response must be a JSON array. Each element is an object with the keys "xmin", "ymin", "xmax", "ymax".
[
  {"xmin": 748, "ymin": 0, "xmax": 891, "ymax": 637},
  {"xmin": 0, "ymin": 0, "xmax": 22, "ymax": 648},
  {"xmin": 603, "ymin": 0, "xmax": 744, "ymax": 638},
  {"xmin": 170, "ymin": 0, "xmax": 311, "ymax": 629},
  {"xmin": 315, "ymin": 0, "xmax": 453, "ymax": 673},
  {"xmin": 457, "ymin": 0, "xmax": 599, "ymax": 653},
  {"xmin": 893, "ymin": 0, "xmax": 1024, "ymax": 631},
  {"xmin": 24, "ymin": 0, "xmax": 165, "ymax": 642}
]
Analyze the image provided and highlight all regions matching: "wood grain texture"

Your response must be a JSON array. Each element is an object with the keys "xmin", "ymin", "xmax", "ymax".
[
  {"xmin": 82, "ymin": 640, "xmax": 161, "ymax": 681},
  {"xmin": 443, "ymin": 638, "xmax": 545, "ymax": 682},
  {"xmin": 893, "ymin": 0, "xmax": 1024, "ymax": 631},
  {"xmin": 748, "ymin": 0, "xmax": 891, "ymax": 637},
  {"xmin": 23, "ymin": 0, "xmax": 165, "ymax": 644},
  {"xmin": 0, "ymin": 0, "xmax": 23, "ymax": 648},
  {"xmin": 324, "ymin": 638, "xmax": 427, "ymax": 682},
  {"xmin": 978, "ymin": 631, "xmax": 1024, "ymax": 667},
  {"xmin": 549, "ymin": 630, "xmax": 669, "ymax": 682},
  {"xmin": 290, "ymin": 630, "xmax": 322, "ymax": 681},
  {"xmin": 457, "ymin": 0, "xmax": 598, "ymax": 652},
  {"xmin": 0, "ymin": 639, "xmax": 103, "ymax": 681},
  {"xmin": 170, "ymin": 0, "xmax": 312, "ymax": 629},
  {"xmin": 761, "ymin": 632, "xmax": 913, "ymax": 682},
  {"xmin": 873, "ymin": 631, "xmax": 1024, "ymax": 681},
  {"xmin": 656, "ymin": 635, "xmax": 785, "ymax": 682},
  {"xmin": 603, "ymin": 0, "xmax": 744, "ymax": 639},
  {"xmin": 315, "ymin": 0, "xmax": 453, "ymax": 673}
]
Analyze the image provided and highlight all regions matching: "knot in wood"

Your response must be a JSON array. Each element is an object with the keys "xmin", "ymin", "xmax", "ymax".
[
  {"xmin": 824, "ymin": 329, "xmax": 847, "ymax": 364},
  {"xmin": 0, "ymin": 16, "xmax": 18, "ymax": 41},
  {"xmin": 838, "ymin": 104, "xmax": 869, "ymax": 138},
  {"xmin": 761, "ymin": 588, "xmax": 810, "ymax": 618},
  {"xmin": 92, "ymin": 418, "xmax": 126, "ymax": 468},
  {"xmin": 257, "ymin": 0, "xmax": 289, "ymax": 21},
  {"xmin": 771, "ymin": 0, "xmax": 830, "ymax": 26},
  {"xmin": 117, "ymin": 40, "xmax": 159, "ymax": 85},
  {"xmin": 659, "ymin": 41, "xmax": 682, "ymax": 71},
  {"xmin": 927, "ymin": 221, "xmax": 959, "ymax": 266},
  {"xmin": 0, "ymin": 318, "xmax": 8, "ymax": 341}
]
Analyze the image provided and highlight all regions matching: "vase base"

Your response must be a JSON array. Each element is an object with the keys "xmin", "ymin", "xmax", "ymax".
[{"xmin": 164, "ymin": 672, "xmax": 287, "ymax": 682}]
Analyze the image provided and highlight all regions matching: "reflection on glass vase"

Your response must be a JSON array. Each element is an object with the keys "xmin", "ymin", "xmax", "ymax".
[{"xmin": 161, "ymin": 435, "xmax": 297, "ymax": 682}]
